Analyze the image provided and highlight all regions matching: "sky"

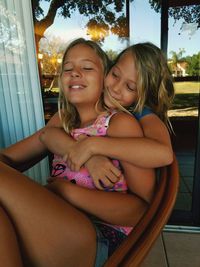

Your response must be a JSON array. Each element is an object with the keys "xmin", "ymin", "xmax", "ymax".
[
  {"xmin": 131, "ymin": 0, "xmax": 200, "ymax": 57},
  {"xmin": 39, "ymin": 0, "xmax": 200, "ymax": 57}
]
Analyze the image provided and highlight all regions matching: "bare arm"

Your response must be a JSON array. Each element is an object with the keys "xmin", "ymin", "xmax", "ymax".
[
  {"xmin": 106, "ymin": 112, "xmax": 156, "ymax": 203},
  {"xmin": 139, "ymin": 113, "xmax": 173, "ymax": 165},
  {"xmin": 47, "ymin": 180, "xmax": 147, "ymax": 227},
  {"xmin": 0, "ymin": 112, "xmax": 62, "ymax": 171},
  {"xmin": 91, "ymin": 114, "xmax": 173, "ymax": 168},
  {"xmin": 65, "ymin": 113, "xmax": 173, "ymax": 170},
  {"xmin": 39, "ymin": 127, "xmax": 75, "ymax": 156},
  {"xmin": 0, "ymin": 128, "xmax": 48, "ymax": 171}
]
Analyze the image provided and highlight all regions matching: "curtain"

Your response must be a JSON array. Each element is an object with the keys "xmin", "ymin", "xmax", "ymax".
[{"xmin": 0, "ymin": 0, "xmax": 49, "ymax": 183}]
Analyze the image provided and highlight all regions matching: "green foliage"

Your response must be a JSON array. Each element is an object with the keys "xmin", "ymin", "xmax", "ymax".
[
  {"xmin": 149, "ymin": 0, "xmax": 200, "ymax": 29},
  {"xmin": 186, "ymin": 53, "xmax": 200, "ymax": 76},
  {"xmin": 32, "ymin": 0, "xmax": 128, "ymax": 43},
  {"xmin": 168, "ymin": 50, "xmax": 199, "ymax": 77},
  {"xmin": 32, "ymin": 0, "xmax": 200, "ymax": 44},
  {"xmin": 105, "ymin": 49, "xmax": 118, "ymax": 61},
  {"xmin": 169, "ymin": 5, "xmax": 200, "ymax": 29}
]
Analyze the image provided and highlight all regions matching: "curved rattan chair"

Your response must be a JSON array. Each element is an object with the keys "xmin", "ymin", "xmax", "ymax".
[{"xmin": 104, "ymin": 154, "xmax": 180, "ymax": 267}]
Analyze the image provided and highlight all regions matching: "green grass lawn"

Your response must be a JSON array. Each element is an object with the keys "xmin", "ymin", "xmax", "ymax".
[
  {"xmin": 172, "ymin": 82, "xmax": 199, "ymax": 110},
  {"xmin": 174, "ymin": 82, "xmax": 200, "ymax": 94}
]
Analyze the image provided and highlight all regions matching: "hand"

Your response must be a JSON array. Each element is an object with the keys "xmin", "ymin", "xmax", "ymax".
[
  {"xmin": 63, "ymin": 135, "xmax": 92, "ymax": 171},
  {"xmin": 85, "ymin": 155, "xmax": 122, "ymax": 190}
]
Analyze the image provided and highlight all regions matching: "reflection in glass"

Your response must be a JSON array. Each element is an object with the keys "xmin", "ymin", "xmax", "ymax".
[
  {"xmin": 0, "ymin": 2, "xmax": 25, "ymax": 56},
  {"xmin": 168, "ymin": 4, "xmax": 200, "ymax": 213}
]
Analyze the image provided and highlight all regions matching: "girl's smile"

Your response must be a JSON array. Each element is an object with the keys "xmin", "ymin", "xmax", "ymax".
[{"xmin": 68, "ymin": 84, "xmax": 86, "ymax": 90}]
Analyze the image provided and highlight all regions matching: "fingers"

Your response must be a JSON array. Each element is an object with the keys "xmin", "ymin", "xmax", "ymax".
[
  {"xmin": 92, "ymin": 170, "xmax": 122, "ymax": 191},
  {"xmin": 63, "ymin": 154, "xmax": 80, "ymax": 172},
  {"xmin": 93, "ymin": 179, "xmax": 106, "ymax": 190},
  {"xmin": 93, "ymin": 177, "xmax": 114, "ymax": 190},
  {"xmin": 110, "ymin": 165, "xmax": 122, "ymax": 179},
  {"xmin": 86, "ymin": 156, "xmax": 123, "ymax": 190},
  {"xmin": 63, "ymin": 153, "xmax": 82, "ymax": 172},
  {"xmin": 105, "ymin": 169, "xmax": 121, "ymax": 184}
]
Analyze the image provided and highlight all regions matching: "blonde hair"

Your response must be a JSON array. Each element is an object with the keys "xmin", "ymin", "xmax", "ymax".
[
  {"xmin": 114, "ymin": 42, "xmax": 175, "ymax": 129},
  {"xmin": 58, "ymin": 38, "xmax": 110, "ymax": 133}
]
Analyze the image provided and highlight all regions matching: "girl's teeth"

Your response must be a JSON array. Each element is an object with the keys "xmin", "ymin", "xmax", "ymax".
[{"xmin": 71, "ymin": 85, "xmax": 82, "ymax": 89}]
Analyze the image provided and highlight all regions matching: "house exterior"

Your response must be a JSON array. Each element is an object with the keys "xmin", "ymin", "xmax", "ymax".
[{"xmin": 168, "ymin": 60, "xmax": 189, "ymax": 77}]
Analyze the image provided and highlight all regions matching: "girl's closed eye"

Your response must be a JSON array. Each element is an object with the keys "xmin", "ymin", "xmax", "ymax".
[
  {"xmin": 112, "ymin": 71, "xmax": 119, "ymax": 78},
  {"xmin": 63, "ymin": 63, "xmax": 73, "ymax": 72},
  {"xmin": 127, "ymin": 83, "xmax": 137, "ymax": 92},
  {"xmin": 83, "ymin": 67, "xmax": 93, "ymax": 71},
  {"xmin": 82, "ymin": 62, "xmax": 95, "ymax": 71},
  {"xmin": 63, "ymin": 68, "xmax": 72, "ymax": 72}
]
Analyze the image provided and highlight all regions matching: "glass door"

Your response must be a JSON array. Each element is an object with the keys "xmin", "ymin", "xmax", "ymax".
[
  {"xmin": 131, "ymin": 0, "xmax": 200, "ymax": 226},
  {"xmin": 165, "ymin": 1, "xmax": 200, "ymax": 225},
  {"xmin": 32, "ymin": 0, "xmax": 200, "ymax": 226}
]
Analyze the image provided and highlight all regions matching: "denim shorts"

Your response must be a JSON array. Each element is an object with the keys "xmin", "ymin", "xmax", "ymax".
[{"xmin": 93, "ymin": 221, "xmax": 127, "ymax": 267}]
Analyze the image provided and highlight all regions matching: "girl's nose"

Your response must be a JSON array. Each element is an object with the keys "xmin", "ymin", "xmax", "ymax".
[
  {"xmin": 111, "ymin": 83, "xmax": 121, "ymax": 95},
  {"xmin": 71, "ymin": 68, "xmax": 81, "ymax": 77}
]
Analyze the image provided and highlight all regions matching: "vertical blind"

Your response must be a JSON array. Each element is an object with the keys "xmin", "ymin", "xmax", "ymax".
[{"xmin": 0, "ymin": 0, "xmax": 49, "ymax": 183}]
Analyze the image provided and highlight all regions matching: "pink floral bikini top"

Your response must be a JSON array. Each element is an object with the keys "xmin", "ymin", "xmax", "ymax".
[{"xmin": 51, "ymin": 110, "xmax": 127, "ymax": 192}]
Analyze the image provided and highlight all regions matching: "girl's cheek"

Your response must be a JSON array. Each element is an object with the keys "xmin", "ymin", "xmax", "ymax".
[{"xmin": 105, "ymin": 74, "xmax": 113, "ymax": 86}]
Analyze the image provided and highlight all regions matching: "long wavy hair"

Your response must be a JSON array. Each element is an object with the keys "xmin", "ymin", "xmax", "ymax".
[
  {"xmin": 108, "ymin": 42, "xmax": 175, "ymax": 130},
  {"xmin": 58, "ymin": 38, "xmax": 110, "ymax": 133}
]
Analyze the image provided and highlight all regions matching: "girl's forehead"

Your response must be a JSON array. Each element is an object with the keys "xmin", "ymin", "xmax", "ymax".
[
  {"xmin": 115, "ymin": 50, "xmax": 135, "ymax": 70},
  {"xmin": 118, "ymin": 50, "xmax": 133, "ymax": 63},
  {"xmin": 64, "ymin": 44, "xmax": 105, "ymax": 71},
  {"xmin": 66, "ymin": 44, "xmax": 98, "ymax": 60}
]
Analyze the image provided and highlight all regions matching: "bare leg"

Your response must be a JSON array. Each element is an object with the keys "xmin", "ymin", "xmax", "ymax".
[
  {"xmin": 0, "ymin": 206, "xmax": 23, "ymax": 267},
  {"xmin": 0, "ymin": 162, "xmax": 96, "ymax": 267}
]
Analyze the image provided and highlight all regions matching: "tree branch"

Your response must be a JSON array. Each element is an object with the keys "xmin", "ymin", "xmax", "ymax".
[{"xmin": 34, "ymin": 0, "xmax": 66, "ymax": 40}]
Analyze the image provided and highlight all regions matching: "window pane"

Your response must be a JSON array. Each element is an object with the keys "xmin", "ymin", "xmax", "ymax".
[
  {"xmin": 31, "ymin": 0, "xmax": 129, "ymax": 121},
  {"xmin": 0, "ymin": 0, "xmax": 49, "ymax": 182},
  {"xmin": 130, "ymin": 0, "xmax": 160, "ymax": 46},
  {"xmin": 168, "ymin": 4, "xmax": 200, "ymax": 212}
]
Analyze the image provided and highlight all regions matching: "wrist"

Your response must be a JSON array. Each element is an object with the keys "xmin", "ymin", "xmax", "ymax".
[
  {"xmin": 88, "ymin": 137, "xmax": 100, "ymax": 155},
  {"xmin": 64, "ymin": 182, "xmax": 81, "ymax": 207}
]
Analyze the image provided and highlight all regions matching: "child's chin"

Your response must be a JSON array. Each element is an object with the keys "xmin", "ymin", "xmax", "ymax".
[
  {"xmin": 106, "ymin": 103, "xmax": 115, "ymax": 109},
  {"xmin": 104, "ymin": 99, "xmax": 114, "ymax": 109}
]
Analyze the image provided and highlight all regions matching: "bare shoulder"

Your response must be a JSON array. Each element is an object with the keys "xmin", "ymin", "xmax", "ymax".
[
  {"xmin": 46, "ymin": 112, "xmax": 62, "ymax": 127},
  {"xmin": 139, "ymin": 113, "xmax": 172, "ymax": 148},
  {"xmin": 139, "ymin": 114, "xmax": 169, "ymax": 137},
  {"xmin": 140, "ymin": 113, "xmax": 166, "ymax": 129},
  {"xmin": 107, "ymin": 112, "xmax": 143, "ymax": 138}
]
